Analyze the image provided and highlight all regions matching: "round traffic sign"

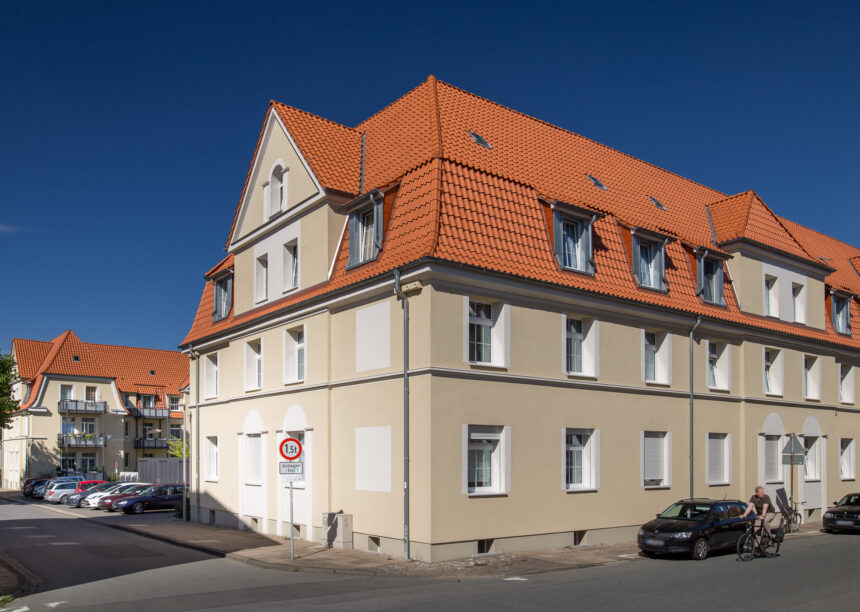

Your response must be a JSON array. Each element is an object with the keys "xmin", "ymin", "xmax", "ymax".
[{"xmin": 279, "ymin": 437, "xmax": 303, "ymax": 461}]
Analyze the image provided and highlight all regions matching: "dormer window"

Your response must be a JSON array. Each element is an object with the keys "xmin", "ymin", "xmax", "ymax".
[
  {"xmin": 347, "ymin": 191, "xmax": 383, "ymax": 268},
  {"xmin": 632, "ymin": 232, "xmax": 667, "ymax": 291},
  {"xmin": 212, "ymin": 274, "xmax": 233, "ymax": 322},
  {"xmin": 551, "ymin": 202, "xmax": 596, "ymax": 274},
  {"xmin": 267, "ymin": 165, "xmax": 287, "ymax": 218},
  {"xmin": 832, "ymin": 292, "xmax": 852, "ymax": 335},
  {"xmin": 697, "ymin": 253, "xmax": 725, "ymax": 305}
]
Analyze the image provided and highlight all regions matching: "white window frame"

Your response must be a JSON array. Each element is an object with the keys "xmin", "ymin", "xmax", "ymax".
[
  {"xmin": 642, "ymin": 329, "xmax": 671, "ymax": 385},
  {"xmin": 85, "ymin": 386, "xmax": 98, "ymax": 402},
  {"xmin": 245, "ymin": 433, "xmax": 262, "ymax": 485},
  {"xmin": 636, "ymin": 239, "xmax": 662, "ymax": 290},
  {"xmin": 463, "ymin": 297, "xmax": 509, "ymax": 368},
  {"xmin": 706, "ymin": 340, "xmax": 730, "ymax": 391},
  {"xmin": 839, "ymin": 363, "xmax": 855, "ymax": 405},
  {"xmin": 791, "ymin": 282, "xmax": 806, "ymax": 324},
  {"xmin": 803, "ymin": 435, "xmax": 821, "ymax": 482},
  {"xmin": 641, "ymin": 430, "xmax": 672, "ymax": 488},
  {"xmin": 706, "ymin": 432, "xmax": 732, "ymax": 485},
  {"xmin": 205, "ymin": 435, "xmax": 219, "ymax": 482},
  {"xmin": 213, "ymin": 275, "xmax": 232, "ymax": 322},
  {"xmin": 244, "ymin": 340, "xmax": 263, "ymax": 392},
  {"xmin": 562, "ymin": 316, "xmax": 598, "ymax": 378},
  {"xmin": 764, "ymin": 434, "xmax": 784, "ymax": 484},
  {"xmin": 204, "ymin": 353, "xmax": 219, "ymax": 399},
  {"xmin": 764, "ymin": 274, "xmax": 778, "ymax": 317},
  {"xmin": 283, "ymin": 326, "xmax": 306, "ymax": 384},
  {"xmin": 763, "ymin": 347, "xmax": 783, "ymax": 396},
  {"xmin": 60, "ymin": 384, "xmax": 74, "ymax": 402},
  {"xmin": 802, "ymin": 354, "xmax": 821, "ymax": 401},
  {"xmin": 168, "ymin": 396, "xmax": 180, "ymax": 411},
  {"xmin": 840, "ymin": 438, "xmax": 856, "ymax": 481},
  {"xmin": 832, "ymin": 294, "xmax": 851, "ymax": 335},
  {"xmin": 283, "ymin": 240, "xmax": 299, "ymax": 292},
  {"xmin": 265, "ymin": 164, "xmax": 286, "ymax": 219},
  {"xmin": 462, "ymin": 424, "xmax": 510, "ymax": 496},
  {"xmin": 561, "ymin": 428, "xmax": 600, "ymax": 491},
  {"xmin": 700, "ymin": 258, "xmax": 724, "ymax": 305},
  {"xmin": 255, "ymin": 254, "xmax": 269, "ymax": 303}
]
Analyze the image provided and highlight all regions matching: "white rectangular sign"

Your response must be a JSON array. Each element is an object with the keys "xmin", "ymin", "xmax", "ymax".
[{"xmin": 279, "ymin": 461, "xmax": 303, "ymax": 482}]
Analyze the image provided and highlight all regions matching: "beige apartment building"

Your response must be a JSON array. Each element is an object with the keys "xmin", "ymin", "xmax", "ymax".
[
  {"xmin": 180, "ymin": 77, "xmax": 859, "ymax": 561},
  {"xmin": 1, "ymin": 331, "xmax": 189, "ymax": 487}
]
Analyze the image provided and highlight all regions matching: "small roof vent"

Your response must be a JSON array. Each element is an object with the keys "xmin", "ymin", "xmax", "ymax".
[
  {"xmin": 149, "ymin": 370, "xmax": 156, "ymax": 376},
  {"xmin": 648, "ymin": 196, "xmax": 667, "ymax": 210},
  {"xmin": 72, "ymin": 355, "xmax": 80, "ymax": 362},
  {"xmin": 586, "ymin": 174, "xmax": 607, "ymax": 190},
  {"xmin": 467, "ymin": 131, "xmax": 492, "ymax": 149}
]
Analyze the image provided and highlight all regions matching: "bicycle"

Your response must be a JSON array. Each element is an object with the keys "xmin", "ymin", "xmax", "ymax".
[
  {"xmin": 737, "ymin": 515, "xmax": 783, "ymax": 561},
  {"xmin": 781, "ymin": 496, "xmax": 803, "ymax": 533}
]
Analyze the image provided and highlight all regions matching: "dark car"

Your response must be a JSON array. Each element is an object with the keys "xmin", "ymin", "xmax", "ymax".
[
  {"xmin": 97, "ymin": 483, "xmax": 152, "ymax": 510},
  {"xmin": 638, "ymin": 499, "xmax": 750, "ymax": 560},
  {"xmin": 823, "ymin": 493, "xmax": 860, "ymax": 532},
  {"xmin": 114, "ymin": 484, "xmax": 185, "ymax": 514},
  {"xmin": 65, "ymin": 482, "xmax": 115, "ymax": 507},
  {"xmin": 22, "ymin": 478, "xmax": 50, "ymax": 497}
]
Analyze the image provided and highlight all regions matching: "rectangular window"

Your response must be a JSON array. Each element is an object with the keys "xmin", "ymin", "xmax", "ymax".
[
  {"xmin": 61, "ymin": 455, "xmax": 77, "ymax": 472},
  {"xmin": 358, "ymin": 209, "xmax": 375, "ymax": 263},
  {"xmin": 347, "ymin": 195, "xmax": 383, "ymax": 267},
  {"xmin": 644, "ymin": 332, "xmax": 657, "ymax": 382},
  {"xmin": 804, "ymin": 436, "xmax": 820, "ymax": 481},
  {"xmin": 283, "ymin": 241, "xmax": 299, "ymax": 291},
  {"xmin": 213, "ymin": 276, "xmax": 232, "ymax": 322},
  {"xmin": 284, "ymin": 327, "xmax": 305, "ymax": 383},
  {"xmin": 244, "ymin": 340, "xmax": 263, "ymax": 391},
  {"xmin": 803, "ymin": 354, "xmax": 820, "ymax": 400},
  {"xmin": 204, "ymin": 353, "xmax": 219, "ymax": 399},
  {"xmin": 832, "ymin": 294, "xmax": 851, "ymax": 334},
  {"xmin": 168, "ymin": 396, "xmax": 180, "ymax": 411},
  {"xmin": 643, "ymin": 431, "xmax": 669, "ymax": 487},
  {"xmin": 701, "ymin": 259, "xmax": 724, "ymax": 305},
  {"xmin": 764, "ymin": 435, "xmax": 782, "ymax": 483},
  {"xmin": 763, "ymin": 348, "xmax": 782, "ymax": 396},
  {"xmin": 170, "ymin": 424, "xmax": 182, "ymax": 440},
  {"xmin": 467, "ymin": 426, "xmax": 502, "ymax": 494},
  {"xmin": 60, "ymin": 384, "xmax": 73, "ymax": 401},
  {"xmin": 79, "ymin": 453, "xmax": 96, "ymax": 473},
  {"xmin": 468, "ymin": 301, "xmax": 493, "ymax": 364},
  {"xmin": 840, "ymin": 363, "xmax": 855, "ymax": 404},
  {"xmin": 552, "ymin": 209, "xmax": 595, "ymax": 274},
  {"xmin": 246, "ymin": 434, "xmax": 262, "ymax": 485},
  {"xmin": 62, "ymin": 417, "xmax": 75, "ymax": 435},
  {"xmin": 562, "ymin": 219, "xmax": 581, "ymax": 270},
  {"xmin": 564, "ymin": 428, "xmax": 597, "ymax": 490},
  {"xmin": 707, "ymin": 433, "xmax": 729, "ymax": 484},
  {"xmin": 637, "ymin": 241, "xmax": 659, "ymax": 289},
  {"xmin": 840, "ymin": 438, "xmax": 856, "ymax": 480},
  {"xmin": 565, "ymin": 319, "xmax": 583, "ymax": 374},
  {"xmin": 643, "ymin": 330, "xmax": 670, "ymax": 384},
  {"xmin": 205, "ymin": 436, "xmax": 219, "ymax": 481},
  {"xmin": 706, "ymin": 341, "xmax": 729, "ymax": 390},
  {"xmin": 141, "ymin": 395, "xmax": 155, "ymax": 410},
  {"xmin": 85, "ymin": 386, "xmax": 97, "ymax": 402},
  {"xmin": 81, "ymin": 418, "xmax": 95, "ymax": 435},
  {"xmin": 143, "ymin": 422, "xmax": 154, "ymax": 438},
  {"xmin": 123, "ymin": 452, "xmax": 129, "ymax": 469},
  {"xmin": 764, "ymin": 275, "xmax": 778, "ymax": 317},
  {"xmin": 792, "ymin": 283, "xmax": 806, "ymax": 323},
  {"xmin": 124, "ymin": 421, "xmax": 129, "ymax": 438},
  {"xmin": 255, "ymin": 254, "xmax": 269, "ymax": 302}
]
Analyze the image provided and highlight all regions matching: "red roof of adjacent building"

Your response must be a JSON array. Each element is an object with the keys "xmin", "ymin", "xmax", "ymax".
[
  {"xmin": 183, "ymin": 76, "xmax": 860, "ymax": 351},
  {"xmin": 13, "ymin": 331, "xmax": 188, "ymax": 411}
]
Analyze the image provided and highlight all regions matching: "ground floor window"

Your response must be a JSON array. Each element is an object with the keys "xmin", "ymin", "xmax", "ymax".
[
  {"xmin": 79, "ymin": 453, "xmax": 96, "ymax": 473},
  {"xmin": 804, "ymin": 435, "xmax": 821, "ymax": 481},
  {"xmin": 840, "ymin": 438, "xmax": 856, "ymax": 480},
  {"xmin": 642, "ymin": 431, "xmax": 670, "ymax": 487},
  {"xmin": 563, "ymin": 428, "xmax": 598, "ymax": 490},
  {"xmin": 246, "ymin": 434, "xmax": 262, "ymax": 485},
  {"xmin": 205, "ymin": 436, "xmax": 219, "ymax": 481},
  {"xmin": 764, "ymin": 434, "xmax": 782, "ymax": 483},
  {"xmin": 707, "ymin": 433, "xmax": 730, "ymax": 485},
  {"xmin": 61, "ymin": 455, "xmax": 77, "ymax": 472},
  {"xmin": 465, "ymin": 425, "xmax": 506, "ymax": 494},
  {"xmin": 123, "ymin": 452, "xmax": 129, "ymax": 469}
]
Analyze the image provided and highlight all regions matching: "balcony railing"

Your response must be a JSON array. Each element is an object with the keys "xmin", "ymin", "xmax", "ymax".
[
  {"xmin": 134, "ymin": 437, "xmax": 169, "ymax": 449},
  {"xmin": 57, "ymin": 433, "xmax": 107, "ymax": 448},
  {"xmin": 133, "ymin": 407, "xmax": 170, "ymax": 419},
  {"xmin": 58, "ymin": 399, "xmax": 107, "ymax": 414}
]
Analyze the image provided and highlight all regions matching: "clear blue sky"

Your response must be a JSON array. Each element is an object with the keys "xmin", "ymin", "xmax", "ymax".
[{"xmin": 1, "ymin": 1, "xmax": 858, "ymax": 351}]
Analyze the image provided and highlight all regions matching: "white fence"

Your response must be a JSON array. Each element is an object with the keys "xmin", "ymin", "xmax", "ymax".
[{"xmin": 137, "ymin": 457, "xmax": 186, "ymax": 484}]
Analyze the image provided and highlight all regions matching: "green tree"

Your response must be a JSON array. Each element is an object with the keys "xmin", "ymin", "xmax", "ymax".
[
  {"xmin": 167, "ymin": 436, "xmax": 188, "ymax": 458},
  {"xmin": 0, "ymin": 351, "xmax": 20, "ymax": 430}
]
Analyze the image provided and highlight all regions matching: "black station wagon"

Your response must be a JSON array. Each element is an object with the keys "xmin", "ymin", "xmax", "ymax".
[{"xmin": 638, "ymin": 498, "xmax": 750, "ymax": 560}]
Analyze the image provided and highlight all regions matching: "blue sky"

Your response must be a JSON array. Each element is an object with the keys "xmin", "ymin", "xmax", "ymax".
[{"xmin": 1, "ymin": 1, "xmax": 858, "ymax": 351}]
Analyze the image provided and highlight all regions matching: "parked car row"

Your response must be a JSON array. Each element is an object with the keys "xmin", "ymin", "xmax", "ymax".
[
  {"xmin": 638, "ymin": 493, "xmax": 860, "ymax": 560},
  {"xmin": 21, "ymin": 477, "xmax": 185, "ymax": 514}
]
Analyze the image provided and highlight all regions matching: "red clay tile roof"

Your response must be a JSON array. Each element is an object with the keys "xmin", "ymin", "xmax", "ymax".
[
  {"xmin": 11, "ymin": 338, "xmax": 52, "ymax": 380},
  {"xmin": 14, "ymin": 331, "xmax": 188, "ymax": 411},
  {"xmin": 780, "ymin": 216, "xmax": 860, "ymax": 295},
  {"xmin": 205, "ymin": 254, "xmax": 234, "ymax": 279},
  {"xmin": 184, "ymin": 77, "xmax": 860, "ymax": 353}
]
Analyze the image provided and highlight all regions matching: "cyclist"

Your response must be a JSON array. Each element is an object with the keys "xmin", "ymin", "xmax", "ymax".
[{"xmin": 741, "ymin": 486, "xmax": 776, "ymax": 537}]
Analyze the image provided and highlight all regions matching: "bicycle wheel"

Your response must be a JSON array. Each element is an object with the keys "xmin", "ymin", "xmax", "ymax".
[
  {"xmin": 737, "ymin": 532, "xmax": 755, "ymax": 562},
  {"xmin": 762, "ymin": 536, "xmax": 780, "ymax": 558},
  {"xmin": 790, "ymin": 511, "xmax": 802, "ymax": 533}
]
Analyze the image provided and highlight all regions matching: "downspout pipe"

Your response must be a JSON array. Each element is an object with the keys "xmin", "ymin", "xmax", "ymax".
[
  {"xmin": 191, "ymin": 345, "xmax": 201, "ymax": 524},
  {"xmin": 393, "ymin": 269, "xmax": 410, "ymax": 561},
  {"xmin": 689, "ymin": 316, "xmax": 702, "ymax": 499}
]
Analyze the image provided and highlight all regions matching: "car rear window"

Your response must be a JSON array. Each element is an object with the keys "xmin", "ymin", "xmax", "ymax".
[
  {"xmin": 727, "ymin": 503, "xmax": 744, "ymax": 518},
  {"xmin": 659, "ymin": 502, "xmax": 712, "ymax": 521}
]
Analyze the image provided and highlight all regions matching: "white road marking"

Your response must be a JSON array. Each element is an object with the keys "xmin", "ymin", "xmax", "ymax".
[
  {"xmin": 618, "ymin": 553, "xmax": 640, "ymax": 559},
  {"xmin": 2, "ymin": 606, "xmax": 29, "ymax": 611},
  {"xmin": 503, "ymin": 577, "xmax": 528, "ymax": 581},
  {"xmin": 3, "ymin": 526, "xmax": 36, "ymax": 530},
  {"xmin": 49, "ymin": 542, "xmax": 78, "ymax": 546},
  {"xmin": 45, "ymin": 603, "xmax": 68, "ymax": 608}
]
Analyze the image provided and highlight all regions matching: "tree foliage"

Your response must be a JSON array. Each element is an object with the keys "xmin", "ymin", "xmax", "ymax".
[
  {"xmin": 0, "ymin": 351, "xmax": 20, "ymax": 429},
  {"xmin": 167, "ymin": 436, "xmax": 188, "ymax": 458}
]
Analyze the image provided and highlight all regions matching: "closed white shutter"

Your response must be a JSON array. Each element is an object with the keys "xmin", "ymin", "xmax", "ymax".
[
  {"xmin": 246, "ymin": 434, "xmax": 261, "ymax": 484},
  {"xmin": 765, "ymin": 435, "xmax": 779, "ymax": 481},
  {"xmin": 708, "ymin": 434, "xmax": 726, "ymax": 483},
  {"xmin": 643, "ymin": 432, "xmax": 665, "ymax": 483}
]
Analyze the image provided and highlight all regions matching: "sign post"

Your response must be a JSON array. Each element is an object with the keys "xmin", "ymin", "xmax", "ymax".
[
  {"xmin": 782, "ymin": 434, "xmax": 805, "ymax": 504},
  {"xmin": 279, "ymin": 437, "xmax": 303, "ymax": 560}
]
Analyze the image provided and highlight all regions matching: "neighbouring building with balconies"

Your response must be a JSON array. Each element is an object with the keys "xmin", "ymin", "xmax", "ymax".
[{"xmin": 1, "ymin": 330, "xmax": 189, "ymax": 487}]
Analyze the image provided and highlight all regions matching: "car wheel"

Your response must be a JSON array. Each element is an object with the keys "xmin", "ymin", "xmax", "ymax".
[
  {"xmin": 59, "ymin": 495, "xmax": 68, "ymax": 504},
  {"xmin": 132, "ymin": 502, "xmax": 145, "ymax": 514},
  {"xmin": 691, "ymin": 538, "xmax": 709, "ymax": 561}
]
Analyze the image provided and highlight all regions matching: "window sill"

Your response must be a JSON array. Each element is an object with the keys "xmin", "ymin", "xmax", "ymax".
[
  {"xmin": 283, "ymin": 379, "xmax": 305, "ymax": 387},
  {"xmin": 244, "ymin": 388, "xmax": 262, "ymax": 394},
  {"xmin": 702, "ymin": 299, "xmax": 728, "ymax": 308},
  {"xmin": 468, "ymin": 362, "xmax": 507, "ymax": 371},
  {"xmin": 707, "ymin": 386, "xmax": 731, "ymax": 393},
  {"xmin": 804, "ymin": 479, "xmax": 821, "ymax": 483},
  {"xmin": 840, "ymin": 401, "xmax": 855, "ymax": 406},
  {"xmin": 566, "ymin": 372, "xmax": 597, "ymax": 381},
  {"xmin": 644, "ymin": 381, "xmax": 671, "ymax": 388},
  {"xmin": 560, "ymin": 265, "xmax": 594, "ymax": 277},
  {"xmin": 803, "ymin": 396, "xmax": 821, "ymax": 402},
  {"xmin": 764, "ymin": 392, "xmax": 783, "ymax": 398},
  {"xmin": 840, "ymin": 477, "xmax": 856, "ymax": 482},
  {"xmin": 637, "ymin": 284, "xmax": 668, "ymax": 294},
  {"xmin": 765, "ymin": 480, "xmax": 784, "ymax": 485},
  {"xmin": 203, "ymin": 396, "xmax": 218, "ymax": 401},
  {"xmin": 707, "ymin": 481, "xmax": 731, "ymax": 487},
  {"xmin": 346, "ymin": 256, "xmax": 379, "ymax": 271},
  {"xmin": 282, "ymin": 286, "xmax": 298, "ymax": 295},
  {"xmin": 467, "ymin": 491, "xmax": 507, "ymax": 498},
  {"xmin": 643, "ymin": 485, "xmax": 670, "ymax": 490},
  {"xmin": 244, "ymin": 482, "xmax": 262, "ymax": 487},
  {"xmin": 566, "ymin": 487, "xmax": 598, "ymax": 494},
  {"xmin": 204, "ymin": 479, "xmax": 219, "ymax": 483},
  {"xmin": 254, "ymin": 298, "xmax": 268, "ymax": 306}
]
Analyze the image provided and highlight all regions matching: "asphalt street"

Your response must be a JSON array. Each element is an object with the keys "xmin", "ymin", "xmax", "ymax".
[{"xmin": 1, "ymin": 499, "xmax": 858, "ymax": 611}]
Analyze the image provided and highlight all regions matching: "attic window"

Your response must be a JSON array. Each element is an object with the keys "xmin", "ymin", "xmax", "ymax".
[
  {"xmin": 586, "ymin": 175, "xmax": 607, "ymax": 190},
  {"xmin": 467, "ymin": 131, "xmax": 492, "ymax": 149},
  {"xmin": 648, "ymin": 196, "xmax": 667, "ymax": 210},
  {"xmin": 150, "ymin": 370, "xmax": 156, "ymax": 376},
  {"xmin": 73, "ymin": 355, "xmax": 80, "ymax": 362}
]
